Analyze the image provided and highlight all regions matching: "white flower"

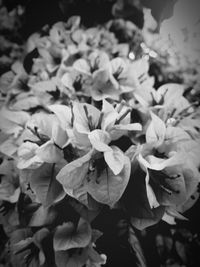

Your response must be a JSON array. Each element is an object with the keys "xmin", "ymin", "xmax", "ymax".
[{"xmin": 17, "ymin": 112, "xmax": 68, "ymax": 168}]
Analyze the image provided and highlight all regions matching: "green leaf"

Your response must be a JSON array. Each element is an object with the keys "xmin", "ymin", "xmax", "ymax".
[{"xmin": 53, "ymin": 219, "xmax": 92, "ymax": 251}]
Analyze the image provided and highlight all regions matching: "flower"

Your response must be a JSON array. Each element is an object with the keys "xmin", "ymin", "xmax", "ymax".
[
  {"xmin": 0, "ymin": 12, "xmax": 200, "ymax": 267},
  {"xmin": 17, "ymin": 112, "xmax": 68, "ymax": 168},
  {"xmin": 0, "ymin": 107, "xmax": 30, "ymax": 157},
  {"xmin": 0, "ymin": 158, "xmax": 20, "ymax": 203},
  {"xmin": 53, "ymin": 99, "xmax": 141, "ymax": 207},
  {"xmin": 54, "ymin": 220, "xmax": 106, "ymax": 267},
  {"xmin": 137, "ymin": 112, "xmax": 200, "ymax": 225}
]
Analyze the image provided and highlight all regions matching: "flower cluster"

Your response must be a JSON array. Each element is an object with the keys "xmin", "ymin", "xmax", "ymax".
[
  {"xmin": 0, "ymin": 2, "xmax": 24, "ymax": 75},
  {"xmin": 0, "ymin": 16, "xmax": 200, "ymax": 267}
]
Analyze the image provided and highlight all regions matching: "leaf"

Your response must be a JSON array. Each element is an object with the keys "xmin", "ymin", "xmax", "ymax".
[
  {"xmin": 88, "ymin": 154, "xmax": 131, "ymax": 206},
  {"xmin": 104, "ymin": 146, "xmax": 125, "ymax": 175},
  {"xmin": 88, "ymin": 130, "xmax": 111, "ymax": 152},
  {"xmin": 56, "ymin": 151, "xmax": 92, "ymax": 190},
  {"xmin": 53, "ymin": 219, "xmax": 92, "ymax": 251},
  {"xmin": 175, "ymin": 240, "xmax": 187, "ymax": 264},
  {"xmin": 128, "ymin": 226, "xmax": 147, "ymax": 267}
]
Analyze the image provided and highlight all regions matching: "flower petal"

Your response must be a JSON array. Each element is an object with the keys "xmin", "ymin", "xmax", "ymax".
[
  {"xmin": 48, "ymin": 104, "xmax": 72, "ymax": 130},
  {"xmin": 87, "ymin": 155, "xmax": 131, "ymax": 206},
  {"xmin": 53, "ymin": 219, "xmax": 92, "ymax": 251},
  {"xmin": 56, "ymin": 151, "xmax": 93, "ymax": 190},
  {"xmin": 101, "ymin": 99, "xmax": 118, "ymax": 131},
  {"xmin": 36, "ymin": 140, "xmax": 63, "ymax": 163},
  {"xmin": 104, "ymin": 146, "xmax": 125, "ymax": 175},
  {"xmin": 146, "ymin": 112, "xmax": 166, "ymax": 145},
  {"xmin": 88, "ymin": 130, "xmax": 111, "ymax": 152}
]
